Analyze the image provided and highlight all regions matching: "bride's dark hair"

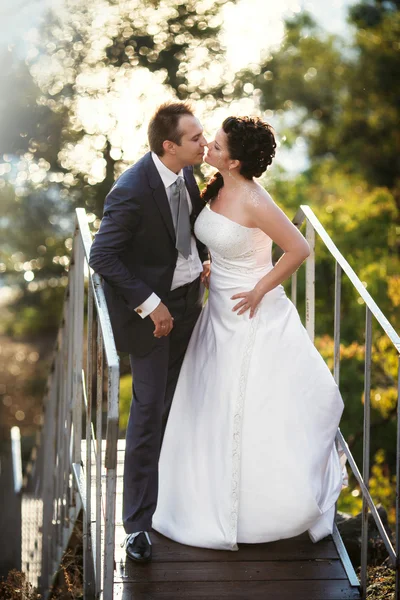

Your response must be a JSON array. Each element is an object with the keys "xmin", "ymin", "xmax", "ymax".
[{"xmin": 201, "ymin": 116, "xmax": 276, "ymax": 203}]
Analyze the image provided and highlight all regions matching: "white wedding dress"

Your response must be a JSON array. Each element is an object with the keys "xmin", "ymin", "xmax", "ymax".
[{"xmin": 152, "ymin": 203, "xmax": 345, "ymax": 550}]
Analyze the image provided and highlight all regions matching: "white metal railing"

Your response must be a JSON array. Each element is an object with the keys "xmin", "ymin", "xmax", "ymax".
[
  {"xmin": 28, "ymin": 208, "xmax": 120, "ymax": 599},
  {"xmin": 75, "ymin": 207, "xmax": 120, "ymax": 600},
  {"xmin": 293, "ymin": 205, "xmax": 400, "ymax": 600},
  {"xmin": 23, "ymin": 203, "xmax": 399, "ymax": 599}
]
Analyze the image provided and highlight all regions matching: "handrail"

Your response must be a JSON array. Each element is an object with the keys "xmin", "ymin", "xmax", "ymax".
[
  {"xmin": 294, "ymin": 206, "xmax": 400, "ymax": 352},
  {"xmin": 75, "ymin": 208, "xmax": 119, "ymax": 471},
  {"xmin": 294, "ymin": 204, "xmax": 399, "ymax": 600},
  {"xmin": 28, "ymin": 208, "xmax": 120, "ymax": 599},
  {"xmin": 76, "ymin": 208, "xmax": 119, "ymax": 371}
]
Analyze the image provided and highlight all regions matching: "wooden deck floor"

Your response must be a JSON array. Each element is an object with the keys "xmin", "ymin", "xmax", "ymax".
[{"xmin": 109, "ymin": 442, "xmax": 361, "ymax": 599}]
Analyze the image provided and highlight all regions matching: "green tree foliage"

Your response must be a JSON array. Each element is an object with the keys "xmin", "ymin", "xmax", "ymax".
[
  {"xmin": 20, "ymin": 0, "xmax": 230, "ymax": 213},
  {"xmin": 0, "ymin": 0, "xmax": 232, "ymax": 335},
  {"xmin": 236, "ymin": 2, "xmax": 400, "ymax": 198},
  {"xmin": 251, "ymin": 0, "xmax": 400, "ymax": 522}
]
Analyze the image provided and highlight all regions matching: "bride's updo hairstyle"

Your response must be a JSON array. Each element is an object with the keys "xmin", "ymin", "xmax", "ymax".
[{"xmin": 202, "ymin": 116, "xmax": 276, "ymax": 203}]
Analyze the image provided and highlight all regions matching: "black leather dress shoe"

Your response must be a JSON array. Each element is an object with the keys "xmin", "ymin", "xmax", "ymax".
[{"xmin": 125, "ymin": 532, "xmax": 152, "ymax": 563}]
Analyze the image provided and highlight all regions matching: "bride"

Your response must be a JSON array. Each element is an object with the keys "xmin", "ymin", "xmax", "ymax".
[{"xmin": 152, "ymin": 116, "xmax": 345, "ymax": 550}]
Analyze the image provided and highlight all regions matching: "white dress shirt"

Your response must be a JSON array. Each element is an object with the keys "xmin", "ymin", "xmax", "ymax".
[{"xmin": 135, "ymin": 152, "xmax": 204, "ymax": 318}]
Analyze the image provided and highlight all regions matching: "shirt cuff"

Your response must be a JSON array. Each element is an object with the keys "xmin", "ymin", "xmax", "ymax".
[
  {"xmin": 203, "ymin": 259, "xmax": 211, "ymax": 265},
  {"xmin": 135, "ymin": 293, "xmax": 161, "ymax": 319}
]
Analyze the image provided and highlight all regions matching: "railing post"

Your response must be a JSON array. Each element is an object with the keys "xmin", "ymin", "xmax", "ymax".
[
  {"xmin": 62, "ymin": 286, "xmax": 73, "ymax": 528},
  {"xmin": 96, "ymin": 324, "xmax": 104, "ymax": 594},
  {"xmin": 103, "ymin": 365, "xmax": 119, "ymax": 600},
  {"xmin": 51, "ymin": 350, "xmax": 61, "ymax": 582},
  {"xmin": 333, "ymin": 262, "xmax": 342, "ymax": 385},
  {"xmin": 58, "ymin": 313, "xmax": 70, "ymax": 555},
  {"xmin": 361, "ymin": 307, "xmax": 372, "ymax": 599},
  {"xmin": 38, "ymin": 369, "xmax": 56, "ymax": 592},
  {"xmin": 84, "ymin": 274, "xmax": 95, "ymax": 599},
  {"xmin": 72, "ymin": 232, "xmax": 84, "ymax": 468},
  {"xmin": 305, "ymin": 219, "xmax": 315, "ymax": 343},
  {"xmin": 291, "ymin": 270, "xmax": 297, "ymax": 307}
]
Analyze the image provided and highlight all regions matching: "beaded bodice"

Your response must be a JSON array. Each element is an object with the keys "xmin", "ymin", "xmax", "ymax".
[{"xmin": 194, "ymin": 204, "xmax": 273, "ymax": 276}]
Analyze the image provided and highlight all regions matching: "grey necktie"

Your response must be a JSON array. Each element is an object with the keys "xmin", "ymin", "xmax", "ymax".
[{"xmin": 170, "ymin": 176, "xmax": 191, "ymax": 259}]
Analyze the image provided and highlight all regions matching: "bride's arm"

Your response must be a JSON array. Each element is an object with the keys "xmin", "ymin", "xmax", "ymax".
[
  {"xmin": 231, "ymin": 190, "xmax": 309, "ymax": 316},
  {"xmin": 254, "ymin": 191, "xmax": 310, "ymax": 293}
]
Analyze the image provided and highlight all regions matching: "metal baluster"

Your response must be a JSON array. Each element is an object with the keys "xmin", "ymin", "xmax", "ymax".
[
  {"xmin": 103, "ymin": 365, "xmax": 119, "ymax": 600},
  {"xmin": 56, "ymin": 345, "xmax": 65, "ymax": 573},
  {"xmin": 291, "ymin": 270, "xmax": 297, "ymax": 307},
  {"xmin": 72, "ymin": 233, "xmax": 84, "ymax": 468},
  {"xmin": 39, "ymin": 361, "xmax": 57, "ymax": 591},
  {"xmin": 334, "ymin": 262, "xmax": 342, "ymax": 384},
  {"xmin": 305, "ymin": 220, "xmax": 315, "ymax": 343},
  {"xmin": 62, "ymin": 286, "xmax": 73, "ymax": 535},
  {"xmin": 52, "ymin": 343, "xmax": 59, "ymax": 565},
  {"xmin": 84, "ymin": 270, "xmax": 95, "ymax": 598},
  {"xmin": 52, "ymin": 347, "xmax": 62, "ymax": 584},
  {"xmin": 96, "ymin": 324, "xmax": 104, "ymax": 594},
  {"xmin": 333, "ymin": 261, "xmax": 342, "ymax": 534},
  {"xmin": 57, "ymin": 317, "xmax": 69, "ymax": 556},
  {"xmin": 361, "ymin": 307, "xmax": 372, "ymax": 599}
]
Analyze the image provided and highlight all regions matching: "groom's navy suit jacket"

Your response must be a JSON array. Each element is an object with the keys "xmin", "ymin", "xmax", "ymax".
[{"xmin": 89, "ymin": 152, "xmax": 207, "ymax": 355}]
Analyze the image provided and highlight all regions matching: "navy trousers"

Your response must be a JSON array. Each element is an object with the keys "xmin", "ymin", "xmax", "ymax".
[{"xmin": 123, "ymin": 277, "xmax": 202, "ymax": 533}]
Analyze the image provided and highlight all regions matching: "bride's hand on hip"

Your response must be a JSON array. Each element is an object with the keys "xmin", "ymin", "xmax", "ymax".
[{"xmin": 231, "ymin": 289, "xmax": 263, "ymax": 318}]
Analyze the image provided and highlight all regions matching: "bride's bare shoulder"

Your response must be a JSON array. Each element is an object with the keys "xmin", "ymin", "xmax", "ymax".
[{"xmin": 246, "ymin": 181, "xmax": 277, "ymax": 212}]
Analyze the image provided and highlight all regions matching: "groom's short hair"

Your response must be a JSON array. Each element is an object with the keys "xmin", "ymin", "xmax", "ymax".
[{"xmin": 148, "ymin": 102, "xmax": 194, "ymax": 156}]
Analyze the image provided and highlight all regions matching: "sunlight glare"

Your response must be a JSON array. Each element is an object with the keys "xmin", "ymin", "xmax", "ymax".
[{"xmin": 221, "ymin": 0, "xmax": 302, "ymax": 72}]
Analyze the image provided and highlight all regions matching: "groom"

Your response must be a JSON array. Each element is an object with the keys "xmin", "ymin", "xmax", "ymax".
[{"xmin": 89, "ymin": 102, "xmax": 209, "ymax": 562}]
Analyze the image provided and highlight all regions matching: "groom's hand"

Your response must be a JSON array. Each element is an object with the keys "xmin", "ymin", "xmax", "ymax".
[{"xmin": 150, "ymin": 303, "xmax": 174, "ymax": 338}]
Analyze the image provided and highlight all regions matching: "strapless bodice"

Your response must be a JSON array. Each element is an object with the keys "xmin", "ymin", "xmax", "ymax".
[{"xmin": 194, "ymin": 204, "xmax": 273, "ymax": 276}]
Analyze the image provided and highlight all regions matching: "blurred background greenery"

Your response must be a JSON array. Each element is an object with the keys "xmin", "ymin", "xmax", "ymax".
[{"xmin": 0, "ymin": 0, "xmax": 399, "ymax": 527}]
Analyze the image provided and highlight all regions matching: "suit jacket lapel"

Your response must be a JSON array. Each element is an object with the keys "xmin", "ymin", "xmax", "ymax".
[
  {"xmin": 153, "ymin": 183, "xmax": 176, "ymax": 243},
  {"xmin": 145, "ymin": 153, "xmax": 176, "ymax": 244}
]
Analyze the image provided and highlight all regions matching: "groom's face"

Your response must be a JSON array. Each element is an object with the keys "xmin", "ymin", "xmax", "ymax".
[{"xmin": 174, "ymin": 116, "xmax": 207, "ymax": 167}]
